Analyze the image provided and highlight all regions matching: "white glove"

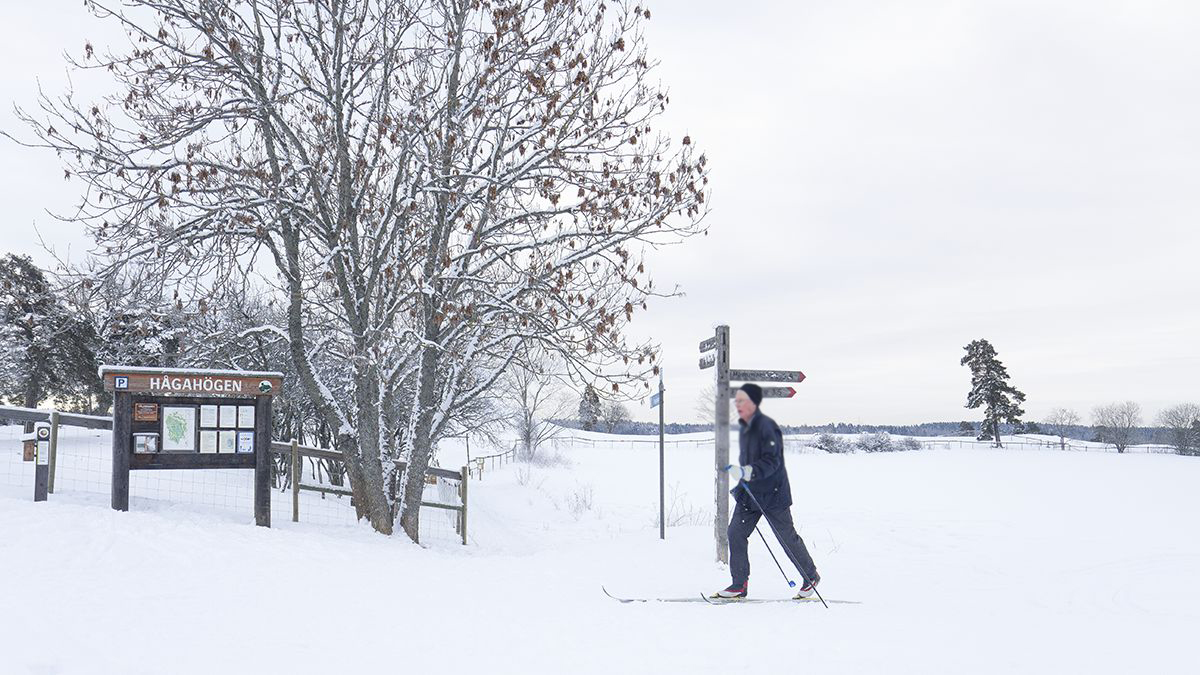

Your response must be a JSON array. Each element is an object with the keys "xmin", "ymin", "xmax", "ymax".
[{"xmin": 723, "ymin": 464, "xmax": 753, "ymax": 482}]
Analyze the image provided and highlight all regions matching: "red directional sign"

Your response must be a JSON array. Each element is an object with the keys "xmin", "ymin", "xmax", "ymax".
[{"xmin": 727, "ymin": 386, "xmax": 797, "ymax": 399}]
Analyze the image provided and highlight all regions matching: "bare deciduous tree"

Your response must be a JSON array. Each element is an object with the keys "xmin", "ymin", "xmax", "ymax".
[
  {"xmin": 1092, "ymin": 401, "xmax": 1142, "ymax": 453},
  {"xmin": 601, "ymin": 399, "xmax": 630, "ymax": 433},
  {"xmin": 1156, "ymin": 403, "xmax": 1200, "ymax": 455},
  {"xmin": 507, "ymin": 353, "xmax": 571, "ymax": 462},
  {"xmin": 8, "ymin": 0, "xmax": 708, "ymax": 540},
  {"xmin": 1043, "ymin": 407, "xmax": 1081, "ymax": 451},
  {"xmin": 693, "ymin": 382, "xmax": 734, "ymax": 425}
]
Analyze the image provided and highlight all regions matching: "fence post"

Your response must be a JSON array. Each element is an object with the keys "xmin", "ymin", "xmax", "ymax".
[
  {"xmin": 460, "ymin": 465, "xmax": 468, "ymax": 546},
  {"xmin": 48, "ymin": 410, "xmax": 59, "ymax": 494},
  {"xmin": 291, "ymin": 439, "xmax": 300, "ymax": 523}
]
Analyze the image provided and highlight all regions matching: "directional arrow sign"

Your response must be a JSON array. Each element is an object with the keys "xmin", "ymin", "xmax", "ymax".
[
  {"xmin": 728, "ymin": 386, "xmax": 797, "ymax": 399},
  {"xmin": 699, "ymin": 336, "xmax": 717, "ymax": 354},
  {"xmin": 728, "ymin": 369, "xmax": 806, "ymax": 384},
  {"xmin": 699, "ymin": 354, "xmax": 715, "ymax": 370}
]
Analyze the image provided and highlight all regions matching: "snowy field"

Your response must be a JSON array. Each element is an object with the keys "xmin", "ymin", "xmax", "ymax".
[{"xmin": 2, "ymin": 427, "xmax": 1199, "ymax": 674}]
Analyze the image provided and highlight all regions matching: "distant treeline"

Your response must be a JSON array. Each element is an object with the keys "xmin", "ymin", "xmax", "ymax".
[{"xmin": 553, "ymin": 419, "xmax": 1164, "ymax": 444}]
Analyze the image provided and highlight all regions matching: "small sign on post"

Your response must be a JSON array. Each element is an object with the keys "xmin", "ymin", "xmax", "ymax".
[
  {"xmin": 727, "ymin": 369, "xmax": 806, "ymax": 383},
  {"xmin": 34, "ymin": 423, "xmax": 50, "ymax": 502},
  {"xmin": 726, "ymin": 386, "xmax": 798, "ymax": 399}
]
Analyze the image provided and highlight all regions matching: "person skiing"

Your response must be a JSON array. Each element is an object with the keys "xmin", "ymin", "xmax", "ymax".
[{"xmin": 713, "ymin": 382, "xmax": 820, "ymax": 599}]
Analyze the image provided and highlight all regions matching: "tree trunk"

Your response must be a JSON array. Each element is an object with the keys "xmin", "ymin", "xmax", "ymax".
[
  {"xmin": 399, "ymin": 345, "xmax": 440, "ymax": 543},
  {"xmin": 351, "ymin": 364, "xmax": 394, "ymax": 534},
  {"xmin": 22, "ymin": 384, "xmax": 39, "ymax": 434}
]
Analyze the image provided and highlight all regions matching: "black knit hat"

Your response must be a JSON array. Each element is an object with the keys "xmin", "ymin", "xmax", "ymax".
[{"xmin": 739, "ymin": 383, "xmax": 763, "ymax": 406}]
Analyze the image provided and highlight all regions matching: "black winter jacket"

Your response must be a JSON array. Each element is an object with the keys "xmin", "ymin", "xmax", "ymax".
[{"xmin": 733, "ymin": 410, "xmax": 792, "ymax": 512}]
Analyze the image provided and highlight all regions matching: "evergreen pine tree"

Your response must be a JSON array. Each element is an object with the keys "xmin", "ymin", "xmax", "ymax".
[
  {"xmin": 0, "ymin": 254, "xmax": 100, "ymax": 414},
  {"xmin": 960, "ymin": 339, "xmax": 1026, "ymax": 448},
  {"xmin": 578, "ymin": 384, "xmax": 601, "ymax": 431},
  {"xmin": 957, "ymin": 421, "xmax": 975, "ymax": 437}
]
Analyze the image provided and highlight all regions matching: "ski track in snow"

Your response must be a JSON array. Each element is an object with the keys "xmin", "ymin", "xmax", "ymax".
[{"xmin": 1, "ymin": 429, "xmax": 1199, "ymax": 674}]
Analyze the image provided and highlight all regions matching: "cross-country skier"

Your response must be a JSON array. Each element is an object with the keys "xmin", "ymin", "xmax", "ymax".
[{"xmin": 712, "ymin": 383, "xmax": 820, "ymax": 599}]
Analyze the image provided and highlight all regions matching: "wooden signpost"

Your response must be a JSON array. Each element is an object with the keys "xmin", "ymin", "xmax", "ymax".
[
  {"xmin": 699, "ymin": 325, "xmax": 805, "ymax": 563},
  {"xmin": 100, "ymin": 366, "xmax": 283, "ymax": 527}
]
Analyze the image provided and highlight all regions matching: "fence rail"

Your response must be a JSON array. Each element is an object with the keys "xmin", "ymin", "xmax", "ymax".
[
  {"xmin": 469, "ymin": 447, "xmax": 516, "ymax": 479},
  {"xmin": 269, "ymin": 440, "xmax": 468, "ymax": 545},
  {"xmin": 0, "ymin": 405, "xmax": 112, "ymax": 430}
]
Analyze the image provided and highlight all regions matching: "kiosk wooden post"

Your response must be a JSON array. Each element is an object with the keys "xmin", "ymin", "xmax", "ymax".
[{"xmin": 111, "ymin": 392, "xmax": 131, "ymax": 511}]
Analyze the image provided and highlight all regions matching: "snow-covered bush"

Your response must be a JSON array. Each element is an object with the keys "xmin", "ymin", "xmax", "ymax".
[
  {"xmin": 567, "ymin": 483, "xmax": 595, "ymax": 519},
  {"xmin": 530, "ymin": 451, "xmax": 573, "ymax": 469},
  {"xmin": 815, "ymin": 433, "xmax": 854, "ymax": 454},
  {"xmin": 515, "ymin": 464, "xmax": 534, "ymax": 486},
  {"xmin": 655, "ymin": 483, "xmax": 708, "ymax": 528},
  {"xmin": 855, "ymin": 432, "xmax": 894, "ymax": 453},
  {"xmin": 896, "ymin": 437, "xmax": 924, "ymax": 452}
]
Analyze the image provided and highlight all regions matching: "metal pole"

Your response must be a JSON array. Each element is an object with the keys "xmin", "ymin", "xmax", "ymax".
[
  {"xmin": 658, "ymin": 371, "xmax": 665, "ymax": 540},
  {"xmin": 714, "ymin": 325, "xmax": 731, "ymax": 563}
]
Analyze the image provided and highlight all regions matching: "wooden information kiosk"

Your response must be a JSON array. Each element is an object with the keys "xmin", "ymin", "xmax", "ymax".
[{"xmin": 100, "ymin": 366, "xmax": 284, "ymax": 527}]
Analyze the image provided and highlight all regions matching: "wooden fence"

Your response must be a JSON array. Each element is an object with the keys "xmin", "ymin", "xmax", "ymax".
[
  {"xmin": 0, "ymin": 406, "xmax": 114, "ymax": 494},
  {"xmin": 270, "ymin": 440, "xmax": 469, "ymax": 545},
  {"xmin": 469, "ymin": 447, "xmax": 516, "ymax": 479}
]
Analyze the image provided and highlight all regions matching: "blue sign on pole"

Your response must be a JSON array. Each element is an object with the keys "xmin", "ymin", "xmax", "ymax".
[{"xmin": 649, "ymin": 392, "xmax": 661, "ymax": 408}]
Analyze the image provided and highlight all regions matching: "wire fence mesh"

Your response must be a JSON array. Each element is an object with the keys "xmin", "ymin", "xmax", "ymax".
[
  {"xmin": 547, "ymin": 431, "xmax": 1179, "ymax": 456},
  {"xmin": 1, "ymin": 423, "xmax": 467, "ymax": 543}
]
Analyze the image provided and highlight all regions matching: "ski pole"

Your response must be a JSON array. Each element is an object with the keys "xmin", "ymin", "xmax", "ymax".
[
  {"xmin": 740, "ymin": 481, "xmax": 829, "ymax": 609},
  {"xmin": 753, "ymin": 523, "xmax": 794, "ymax": 588}
]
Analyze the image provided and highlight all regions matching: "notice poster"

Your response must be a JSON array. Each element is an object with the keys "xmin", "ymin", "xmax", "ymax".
[
  {"xmin": 134, "ymin": 434, "xmax": 159, "ymax": 454},
  {"xmin": 219, "ymin": 405, "xmax": 237, "ymax": 428},
  {"xmin": 199, "ymin": 431, "xmax": 218, "ymax": 454},
  {"xmin": 199, "ymin": 405, "xmax": 219, "ymax": 428},
  {"xmin": 133, "ymin": 403, "xmax": 159, "ymax": 422},
  {"xmin": 237, "ymin": 431, "xmax": 255, "ymax": 454},
  {"xmin": 161, "ymin": 406, "xmax": 197, "ymax": 452},
  {"xmin": 218, "ymin": 430, "xmax": 237, "ymax": 454},
  {"xmin": 237, "ymin": 405, "xmax": 255, "ymax": 429}
]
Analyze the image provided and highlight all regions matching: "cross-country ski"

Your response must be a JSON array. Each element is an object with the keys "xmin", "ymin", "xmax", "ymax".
[{"xmin": 603, "ymin": 588, "xmax": 859, "ymax": 605}]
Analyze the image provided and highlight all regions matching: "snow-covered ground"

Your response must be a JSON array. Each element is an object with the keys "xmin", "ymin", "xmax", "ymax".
[{"xmin": 2, "ymin": 427, "xmax": 1199, "ymax": 674}]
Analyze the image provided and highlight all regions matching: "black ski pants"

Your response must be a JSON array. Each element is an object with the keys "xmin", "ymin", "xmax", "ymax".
[{"xmin": 728, "ymin": 500, "xmax": 818, "ymax": 587}]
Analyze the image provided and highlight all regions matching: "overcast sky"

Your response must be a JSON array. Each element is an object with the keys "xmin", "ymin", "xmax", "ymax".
[{"xmin": 2, "ymin": 1, "xmax": 1197, "ymax": 426}]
